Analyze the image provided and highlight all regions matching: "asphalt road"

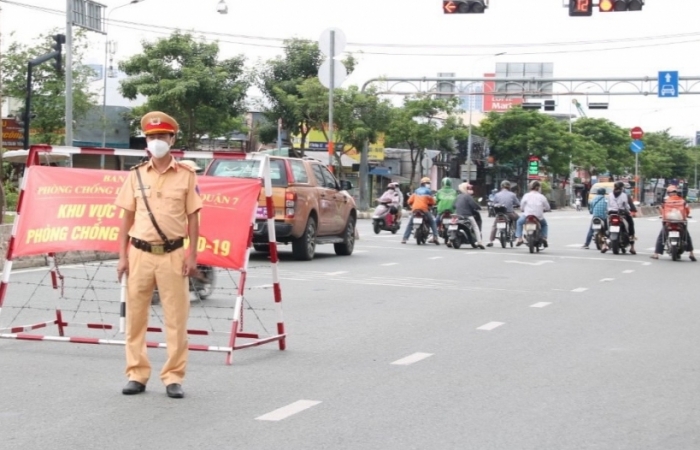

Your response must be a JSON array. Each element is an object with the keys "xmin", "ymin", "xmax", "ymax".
[{"xmin": 1, "ymin": 210, "xmax": 698, "ymax": 450}]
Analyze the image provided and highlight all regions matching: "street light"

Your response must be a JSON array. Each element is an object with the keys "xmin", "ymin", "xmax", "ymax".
[
  {"xmin": 465, "ymin": 52, "xmax": 506, "ymax": 182},
  {"xmin": 100, "ymin": 0, "xmax": 145, "ymax": 155},
  {"xmin": 217, "ymin": 0, "xmax": 228, "ymax": 14}
]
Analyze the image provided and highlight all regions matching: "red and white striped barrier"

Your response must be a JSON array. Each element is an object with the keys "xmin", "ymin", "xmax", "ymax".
[{"xmin": 0, "ymin": 145, "xmax": 286, "ymax": 364}]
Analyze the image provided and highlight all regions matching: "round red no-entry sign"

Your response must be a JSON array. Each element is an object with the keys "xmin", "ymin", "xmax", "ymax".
[{"xmin": 630, "ymin": 126, "xmax": 644, "ymax": 140}]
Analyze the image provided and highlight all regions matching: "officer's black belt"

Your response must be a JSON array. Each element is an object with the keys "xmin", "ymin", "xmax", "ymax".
[{"xmin": 130, "ymin": 237, "xmax": 184, "ymax": 254}]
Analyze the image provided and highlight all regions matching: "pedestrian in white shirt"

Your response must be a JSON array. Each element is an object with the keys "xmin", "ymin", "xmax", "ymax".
[{"xmin": 515, "ymin": 180, "xmax": 551, "ymax": 246}]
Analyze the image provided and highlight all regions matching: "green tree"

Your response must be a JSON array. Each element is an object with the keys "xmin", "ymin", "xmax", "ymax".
[
  {"xmin": 477, "ymin": 107, "xmax": 572, "ymax": 187},
  {"xmin": 119, "ymin": 31, "xmax": 249, "ymax": 150},
  {"xmin": 333, "ymin": 86, "xmax": 393, "ymax": 172},
  {"xmin": 256, "ymin": 38, "xmax": 356, "ymax": 153},
  {"xmin": 384, "ymin": 96, "xmax": 460, "ymax": 189},
  {"xmin": 571, "ymin": 117, "xmax": 631, "ymax": 177},
  {"xmin": 0, "ymin": 29, "xmax": 96, "ymax": 145},
  {"xmin": 640, "ymin": 130, "xmax": 694, "ymax": 189}
]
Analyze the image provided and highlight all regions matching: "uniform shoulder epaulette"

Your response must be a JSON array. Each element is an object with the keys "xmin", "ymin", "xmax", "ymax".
[
  {"xmin": 130, "ymin": 160, "xmax": 148, "ymax": 171},
  {"xmin": 176, "ymin": 161, "xmax": 197, "ymax": 173}
]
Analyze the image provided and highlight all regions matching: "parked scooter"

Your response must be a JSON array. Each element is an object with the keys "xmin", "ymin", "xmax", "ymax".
[
  {"xmin": 575, "ymin": 197, "xmax": 582, "ymax": 211},
  {"xmin": 372, "ymin": 200, "xmax": 401, "ymax": 234},
  {"xmin": 606, "ymin": 211, "xmax": 631, "ymax": 255},
  {"xmin": 447, "ymin": 214, "xmax": 479, "ymax": 249},
  {"xmin": 152, "ymin": 265, "xmax": 216, "ymax": 305},
  {"xmin": 523, "ymin": 215, "xmax": 545, "ymax": 253}
]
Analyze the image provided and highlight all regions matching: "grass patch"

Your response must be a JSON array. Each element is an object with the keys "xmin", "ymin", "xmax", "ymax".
[{"xmin": 2, "ymin": 214, "xmax": 15, "ymax": 224}]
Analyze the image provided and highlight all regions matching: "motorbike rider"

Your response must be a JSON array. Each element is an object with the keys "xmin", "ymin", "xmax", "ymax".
[
  {"xmin": 486, "ymin": 180, "xmax": 520, "ymax": 247},
  {"xmin": 606, "ymin": 181, "xmax": 637, "ymax": 255},
  {"xmin": 515, "ymin": 180, "xmax": 551, "ymax": 247},
  {"xmin": 436, "ymin": 177, "xmax": 458, "ymax": 217},
  {"xmin": 454, "ymin": 182, "xmax": 486, "ymax": 249},
  {"xmin": 402, "ymin": 177, "xmax": 440, "ymax": 245},
  {"xmin": 375, "ymin": 182, "xmax": 403, "ymax": 227},
  {"xmin": 651, "ymin": 185, "xmax": 696, "ymax": 261},
  {"xmin": 582, "ymin": 187, "xmax": 608, "ymax": 250}
]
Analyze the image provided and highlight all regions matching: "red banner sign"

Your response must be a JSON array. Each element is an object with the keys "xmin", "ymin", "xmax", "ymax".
[
  {"xmin": 13, "ymin": 166, "xmax": 261, "ymax": 271},
  {"xmin": 2, "ymin": 118, "xmax": 24, "ymax": 150}
]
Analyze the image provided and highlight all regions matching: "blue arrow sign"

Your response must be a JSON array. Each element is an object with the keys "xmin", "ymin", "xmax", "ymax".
[
  {"xmin": 630, "ymin": 139, "xmax": 645, "ymax": 154},
  {"xmin": 658, "ymin": 71, "xmax": 679, "ymax": 98}
]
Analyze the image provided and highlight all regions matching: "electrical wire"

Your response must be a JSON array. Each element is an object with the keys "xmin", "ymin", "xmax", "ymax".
[{"xmin": 1, "ymin": 0, "xmax": 699, "ymax": 56}]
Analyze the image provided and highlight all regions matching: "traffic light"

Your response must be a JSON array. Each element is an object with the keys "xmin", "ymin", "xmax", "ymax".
[
  {"xmin": 599, "ymin": 0, "xmax": 644, "ymax": 12},
  {"xmin": 51, "ymin": 34, "xmax": 65, "ymax": 73},
  {"xmin": 569, "ymin": 0, "xmax": 593, "ymax": 16},
  {"xmin": 443, "ymin": 0, "xmax": 488, "ymax": 14}
]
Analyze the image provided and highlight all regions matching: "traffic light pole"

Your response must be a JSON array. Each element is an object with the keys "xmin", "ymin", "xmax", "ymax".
[
  {"xmin": 22, "ymin": 50, "xmax": 63, "ymax": 150},
  {"xmin": 65, "ymin": 0, "xmax": 74, "ymax": 147}
]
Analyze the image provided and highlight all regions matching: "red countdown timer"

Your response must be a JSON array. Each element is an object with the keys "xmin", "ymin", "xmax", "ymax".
[{"xmin": 569, "ymin": 0, "xmax": 593, "ymax": 16}]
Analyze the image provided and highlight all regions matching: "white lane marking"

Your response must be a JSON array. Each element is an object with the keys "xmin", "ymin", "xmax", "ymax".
[
  {"xmin": 381, "ymin": 263, "xmax": 398, "ymax": 266},
  {"xmin": 326, "ymin": 271, "xmax": 347, "ymax": 276},
  {"xmin": 429, "ymin": 256, "xmax": 443, "ymax": 260},
  {"xmin": 390, "ymin": 352, "xmax": 433, "ymax": 366},
  {"xmin": 572, "ymin": 287, "xmax": 589, "ymax": 293},
  {"xmin": 505, "ymin": 260, "xmax": 554, "ymax": 266},
  {"xmin": 642, "ymin": 262, "xmax": 652, "ymax": 266},
  {"xmin": 255, "ymin": 400, "xmax": 322, "ymax": 421},
  {"xmin": 645, "ymin": 247, "xmax": 655, "ymax": 251},
  {"xmin": 477, "ymin": 322, "xmax": 505, "ymax": 331},
  {"xmin": 530, "ymin": 302, "xmax": 551, "ymax": 308},
  {"xmin": 600, "ymin": 278, "xmax": 615, "ymax": 282},
  {"xmin": 566, "ymin": 244, "xmax": 583, "ymax": 247},
  {"xmin": 354, "ymin": 250, "xmax": 369, "ymax": 254},
  {"xmin": 622, "ymin": 270, "xmax": 635, "ymax": 274}
]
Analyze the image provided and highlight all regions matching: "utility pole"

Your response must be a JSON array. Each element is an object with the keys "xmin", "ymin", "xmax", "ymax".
[
  {"xmin": 0, "ymin": 4, "xmax": 5, "ymax": 223},
  {"xmin": 65, "ymin": 0, "xmax": 74, "ymax": 147}
]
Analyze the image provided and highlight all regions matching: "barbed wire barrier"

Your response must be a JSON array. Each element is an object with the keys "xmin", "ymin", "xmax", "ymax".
[{"xmin": 0, "ymin": 147, "xmax": 286, "ymax": 364}]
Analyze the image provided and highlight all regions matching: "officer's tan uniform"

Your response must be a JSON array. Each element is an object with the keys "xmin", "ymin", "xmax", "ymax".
[{"xmin": 115, "ymin": 113, "xmax": 202, "ymax": 386}]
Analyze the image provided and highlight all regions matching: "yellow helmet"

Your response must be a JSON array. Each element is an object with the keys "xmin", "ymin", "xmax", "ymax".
[{"xmin": 421, "ymin": 177, "xmax": 431, "ymax": 184}]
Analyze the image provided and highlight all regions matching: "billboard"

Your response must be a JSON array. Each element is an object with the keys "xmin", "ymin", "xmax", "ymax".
[
  {"xmin": 1, "ymin": 118, "xmax": 24, "ymax": 150},
  {"xmin": 291, "ymin": 127, "xmax": 385, "ymax": 161},
  {"xmin": 483, "ymin": 74, "xmax": 523, "ymax": 112}
]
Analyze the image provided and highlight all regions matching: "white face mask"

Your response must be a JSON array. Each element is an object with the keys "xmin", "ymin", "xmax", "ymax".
[{"xmin": 147, "ymin": 139, "xmax": 171, "ymax": 158}]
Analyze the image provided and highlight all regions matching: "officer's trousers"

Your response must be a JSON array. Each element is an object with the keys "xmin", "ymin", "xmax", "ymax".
[{"xmin": 126, "ymin": 245, "xmax": 190, "ymax": 385}]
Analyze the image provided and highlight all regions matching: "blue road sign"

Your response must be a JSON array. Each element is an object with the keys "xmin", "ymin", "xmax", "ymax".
[
  {"xmin": 630, "ymin": 139, "xmax": 645, "ymax": 154},
  {"xmin": 658, "ymin": 71, "xmax": 679, "ymax": 98}
]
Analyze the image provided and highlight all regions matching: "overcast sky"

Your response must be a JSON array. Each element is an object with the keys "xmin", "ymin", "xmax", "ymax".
[{"xmin": 2, "ymin": 0, "xmax": 700, "ymax": 140}]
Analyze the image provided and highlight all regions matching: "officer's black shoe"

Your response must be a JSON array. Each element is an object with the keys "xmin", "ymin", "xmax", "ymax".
[
  {"xmin": 122, "ymin": 380, "xmax": 146, "ymax": 395},
  {"xmin": 166, "ymin": 383, "xmax": 184, "ymax": 399}
]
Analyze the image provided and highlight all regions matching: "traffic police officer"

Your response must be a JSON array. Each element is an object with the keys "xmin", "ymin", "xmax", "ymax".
[{"xmin": 115, "ymin": 111, "xmax": 203, "ymax": 399}]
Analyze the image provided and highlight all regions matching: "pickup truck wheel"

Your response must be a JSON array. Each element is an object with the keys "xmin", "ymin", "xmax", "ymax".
[
  {"xmin": 334, "ymin": 216, "xmax": 356, "ymax": 256},
  {"xmin": 292, "ymin": 216, "xmax": 317, "ymax": 261}
]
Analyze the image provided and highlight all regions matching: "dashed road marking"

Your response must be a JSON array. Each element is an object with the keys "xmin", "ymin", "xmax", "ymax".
[
  {"xmin": 622, "ymin": 270, "xmax": 635, "ymax": 274},
  {"xmin": 429, "ymin": 256, "xmax": 444, "ymax": 260},
  {"xmin": 477, "ymin": 322, "xmax": 505, "ymax": 331},
  {"xmin": 530, "ymin": 302, "xmax": 551, "ymax": 308},
  {"xmin": 255, "ymin": 400, "xmax": 322, "ymax": 421},
  {"xmin": 391, "ymin": 352, "xmax": 433, "ymax": 366},
  {"xmin": 505, "ymin": 260, "xmax": 554, "ymax": 266},
  {"xmin": 326, "ymin": 271, "xmax": 348, "ymax": 276},
  {"xmin": 572, "ymin": 287, "xmax": 589, "ymax": 293},
  {"xmin": 642, "ymin": 262, "xmax": 652, "ymax": 266},
  {"xmin": 600, "ymin": 278, "xmax": 615, "ymax": 282},
  {"xmin": 566, "ymin": 244, "xmax": 583, "ymax": 248},
  {"xmin": 381, "ymin": 263, "xmax": 398, "ymax": 266}
]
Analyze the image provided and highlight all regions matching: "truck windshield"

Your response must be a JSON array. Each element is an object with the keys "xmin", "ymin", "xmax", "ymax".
[{"xmin": 208, "ymin": 159, "xmax": 287, "ymax": 187}]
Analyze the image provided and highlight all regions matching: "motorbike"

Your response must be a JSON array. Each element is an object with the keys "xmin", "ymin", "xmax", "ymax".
[
  {"xmin": 663, "ymin": 219, "xmax": 688, "ymax": 261},
  {"xmin": 411, "ymin": 210, "xmax": 432, "ymax": 245},
  {"xmin": 494, "ymin": 204, "xmax": 515, "ymax": 248},
  {"xmin": 590, "ymin": 216, "xmax": 607, "ymax": 250},
  {"xmin": 152, "ymin": 265, "xmax": 216, "ymax": 305},
  {"xmin": 606, "ymin": 211, "xmax": 631, "ymax": 255},
  {"xmin": 487, "ymin": 200, "xmax": 496, "ymax": 217},
  {"xmin": 436, "ymin": 210, "xmax": 454, "ymax": 245},
  {"xmin": 523, "ymin": 215, "xmax": 545, "ymax": 253},
  {"xmin": 372, "ymin": 200, "xmax": 401, "ymax": 234},
  {"xmin": 447, "ymin": 214, "xmax": 479, "ymax": 249}
]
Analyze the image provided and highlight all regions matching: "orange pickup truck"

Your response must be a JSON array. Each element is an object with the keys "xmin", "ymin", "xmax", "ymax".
[{"xmin": 205, "ymin": 155, "xmax": 357, "ymax": 261}]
